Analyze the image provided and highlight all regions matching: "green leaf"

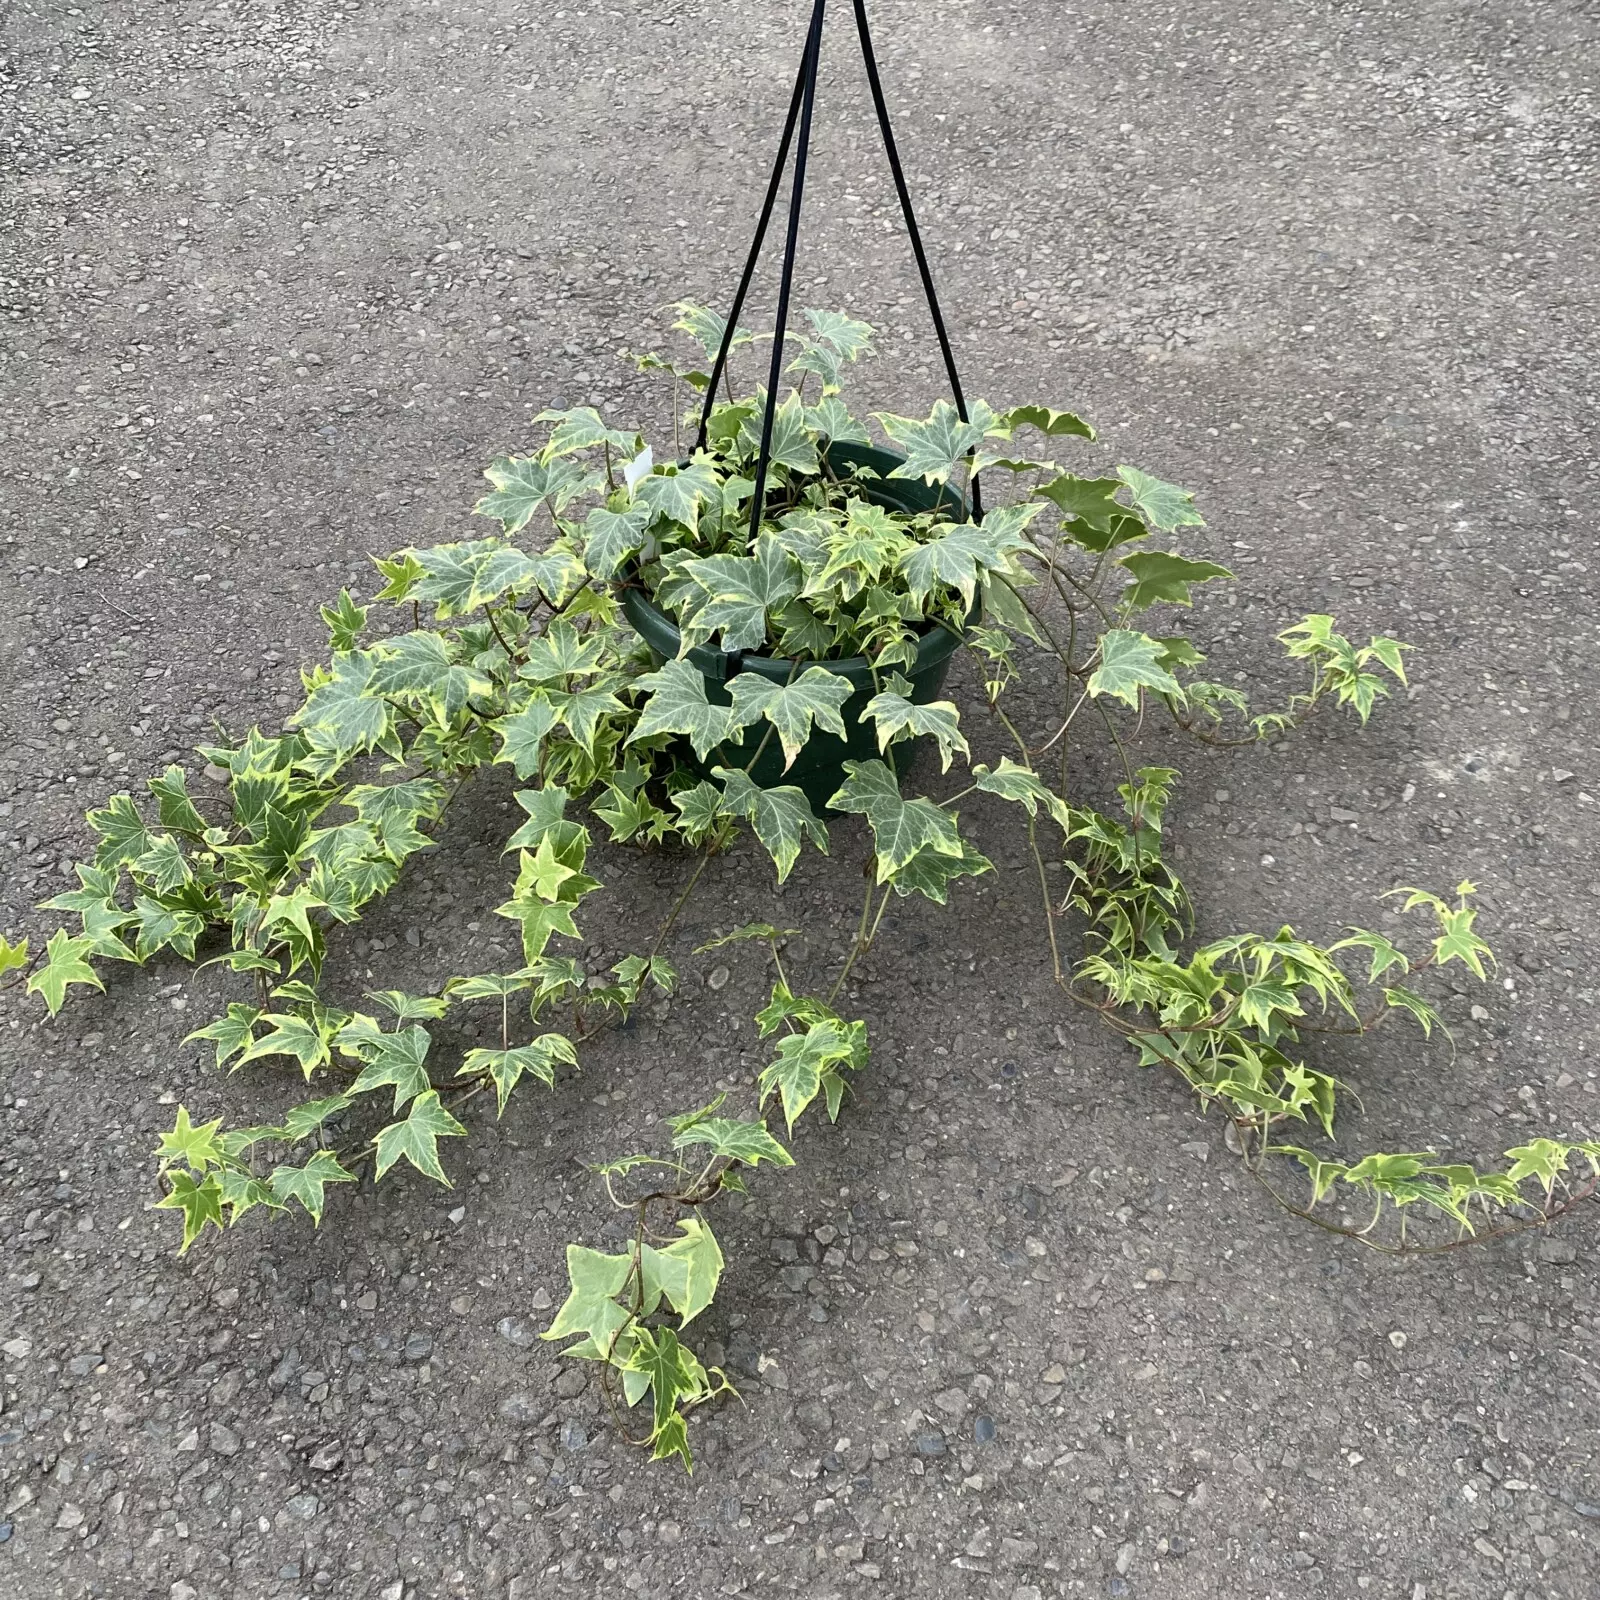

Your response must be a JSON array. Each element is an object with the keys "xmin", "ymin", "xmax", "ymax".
[
  {"xmin": 1001, "ymin": 404, "xmax": 1095, "ymax": 441},
  {"xmin": 269, "ymin": 1150, "xmax": 356, "ymax": 1224},
  {"xmin": 185, "ymin": 1004, "xmax": 263, "ymax": 1069},
  {"xmin": 650, "ymin": 1215, "xmax": 725, "ymax": 1325},
  {"xmin": 536, "ymin": 404, "xmax": 641, "ymax": 459},
  {"xmin": 1382, "ymin": 984, "xmax": 1440, "ymax": 1037},
  {"xmin": 87, "ymin": 793, "xmax": 154, "ymax": 869},
  {"xmin": 26, "ymin": 929, "xmax": 103, "ymax": 1016},
  {"xmin": 899, "ymin": 508, "xmax": 1040, "ymax": 609},
  {"xmin": 828, "ymin": 759, "xmax": 962, "ymax": 879},
  {"xmin": 876, "ymin": 399, "xmax": 1001, "ymax": 484},
  {"xmin": 1116, "ymin": 465, "xmax": 1204, "ymax": 531},
  {"xmin": 727, "ymin": 666, "xmax": 853, "ymax": 770},
  {"xmin": 582, "ymin": 503, "xmax": 652, "ymax": 580},
  {"xmin": 460, "ymin": 1033, "xmax": 578, "ymax": 1115},
  {"xmin": 495, "ymin": 896, "xmax": 582, "ymax": 965},
  {"xmin": 155, "ymin": 1105, "xmax": 226, "ymax": 1172},
  {"xmin": 372, "ymin": 551, "xmax": 425, "ymax": 603},
  {"xmin": 1035, "ymin": 473, "xmax": 1147, "ymax": 552},
  {"xmin": 321, "ymin": 588, "xmax": 368, "ymax": 651},
  {"xmin": 147, "ymin": 766, "xmax": 208, "ymax": 835},
  {"xmin": 548, "ymin": 683, "xmax": 626, "ymax": 759},
  {"xmin": 712, "ymin": 767, "xmax": 829, "ymax": 883},
  {"xmin": 738, "ymin": 390, "xmax": 819, "ymax": 476},
  {"xmin": 1117, "ymin": 550, "xmax": 1233, "ymax": 610},
  {"xmin": 543, "ymin": 1243, "xmax": 637, "ymax": 1360},
  {"xmin": 236, "ymin": 1012, "xmax": 337, "ymax": 1079},
  {"xmin": 673, "ymin": 301, "xmax": 755, "ymax": 360},
  {"xmin": 681, "ymin": 533, "xmax": 802, "ymax": 653},
  {"xmin": 1087, "ymin": 630, "xmax": 1183, "ymax": 708},
  {"xmin": 634, "ymin": 459, "xmax": 722, "ymax": 534},
  {"xmin": 475, "ymin": 455, "xmax": 599, "ymax": 531},
  {"xmin": 294, "ymin": 653, "xmax": 392, "ymax": 757},
  {"xmin": 368, "ymin": 631, "xmax": 493, "ymax": 721},
  {"xmin": 345, "ymin": 1023, "xmax": 434, "ymax": 1111},
  {"xmin": 368, "ymin": 989, "xmax": 451, "ymax": 1022},
  {"xmin": 758, "ymin": 1019, "xmax": 857, "ymax": 1131},
  {"xmin": 669, "ymin": 1111, "xmax": 794, "ymax": 1169},
  {"xmin": 862, "ymin": 692, "xmax": 969, "ymax": 773},
  {"xmin": 0, "ymin": 934, "xmax": 28, "ymax": 976},
  {"xmin": 971, "ymin": 759, "xmax": 1073, "ymax": 831},
  {"xmin": 887, "ymin": 836, "xmax": 994, "ymax": 904},
  {"xmin": 156, "ymin": 1170, "xmax": 226, "ymax": 1253},
  {"xmin": 629, "ymin": 658, "xmax": 737, "ymax": 761},
  {"xmin": 371, "ymin": 1089, "xmax": 467, "ymax": 1185}
]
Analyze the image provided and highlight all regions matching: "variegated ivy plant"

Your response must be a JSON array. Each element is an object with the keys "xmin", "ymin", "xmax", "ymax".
[{"xmin": 4, "ymin": 302, "xmax": 1594, "ymax": 1472}]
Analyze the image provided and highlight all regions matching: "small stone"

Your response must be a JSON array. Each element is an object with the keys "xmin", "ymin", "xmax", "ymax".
[
  {"xmin": 283, "ymin": 1492, "xmax": 320, "ymax": 1521},
  {"xmin": 559, "ymin": 1419, "xmax": 588, "ymax": 1453},
  {"xmin": 974, "ymin": 1414, "xmax": 997, "ymax": 1445},
  {"xmin": 308, "ymin": 1441, "xmax": 342, "ymax": 1472},
  {"xmin": 1537, "ymin": 1238, "xmax": 1577, "ymax": 1264},
  {"xmin": 1552, "ymin": 769, "xmax": 1574, "ymax": 783},
  {"xmin": 1388, "ymin": 1331, "xmax": 1408, "ymax": 1349},
  {"xmin": 499, "ymin": 1393, "xmax": 538, "ymax": 1423},
  {"xmin": 933, "ymin": 1386, "xmax": 968, "ymax": 1416},
  {"xmin": 707, "ymin": 964, "xmax": 730, "ymax": 991},
  {"xmin": 403, "ymin": 1333, "xmax": 433, "ymax": 1363},
  {"xmin": 70, "ymin": 85, "xmax": 91, "ymax": 100},
  {"xmin": 1329, "ymin": 806, "xmax": 1358, "ymax": 823},
  {"xmin": 356, "ymin": 1291, "xmax": 378, "ymax": 1311},
  {"xmin": 498, "ymin": 1316, "xmax": 535, "ymax": 1348},
  {"xmin": 529, "ymin": 1287, "xmax": 552, "ymax": 1311},
  {"xmin": 170, "ymin": 1585, "xmax": 198, "ymax": 1600},
  {"xmin": 210, "ymin": 1422, "xmax": 241, "ymax": 1456},
  {"xmin": 203, "ymin": 763, "xmax": 231, "ymax": 784},
  {"xmin": 1041, "ymin": 1364, "xmax": 1067, "ymax": 1385},
  {"xmin": 55, "ymin": 1502, "xmax": 85, "ymax": 1530},
  {"xmin": 914, "ymin": 1431, "xmax": 947, "ymax": 1459}
]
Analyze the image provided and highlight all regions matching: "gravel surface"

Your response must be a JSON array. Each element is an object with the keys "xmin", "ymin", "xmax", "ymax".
[{"xmin": 3, "ymin": 1, "xmax": 1598, "ymax": 1597}]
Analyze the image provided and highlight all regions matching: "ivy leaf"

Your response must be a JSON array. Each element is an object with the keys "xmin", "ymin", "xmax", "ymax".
[
  {"xmin": 371, "ymin": 1089, "xmax": 468, "ymax": 1186},
  {"xmin": 0, "ymin": 935, "xmax": 28, "ymax": 976},
  {"xmin": 155, "ymin": 1105, "xmax": 226, "ymax": 1172},
  {"xmin": 542, "ymin": 1243, "xmax": 637, "ymax": 1359},
  {"xmin": 651, "ymin": 1216, "xmax": 725, "ymax": 1325},
  {"xmin": 633, "ymin": 459, "xmax": 722, "ymax": 534},
  {"xmin": 236, "ymin": 1012, "xmax": 337, "ymax": 1079},
  {"xmin": 1117, "ymin": 465, "xmax": 1204, "ymax": 531},
  {"xmin": 280, "ymin": 1093, "xmax": 354, "ymax": 1141},
  {"xmin": 460, "ymin": 1033, "xmax": 578, "ymax": 1115},
  {"xmin": 475, "ymin": 455, "xmax": 599, "ymax": 531},
  {"xmin": 1383, "ymin": 984, "xmax": 1440, "ymax": 1036},
  {"xmin": 862, "ymin": 692, "xmax": 969, "ymax": 773},
  {"xmin": 26, "ymin": 929, "xmax": 103, "ymax": 1017},
  {"xmin": 147, "ymin": 766, "xmax": 208, "ymax": 835},
  {"xmin": 495, "ymin": 897, "xmax": 582, "ymax": 964},
  {"xmin": 582, "ymin": 504, "xmax": 652, "ymax": 580},
  {"xmin": 899, "ymin": 508, "xmax": 1039, "ymax": 608},
  {"xmin": 503, "ymin": 785, "xmax": 572, "ymax": 850},
  {"xmin": 629, "ymin": 658, "xmax": 737, "ymax": 761},
  {"xmin": 712, "ymin": 767, "xmax": 829, "ymax": 883},
  {"xmin": 668, "ymin": 1111, "xmax": 794, "ymax": 1169},
  {"xmin": 971, "ymin": 759, "xmax": 1073, "ymax": 832},
  {"xmin": 185, "ymin": 1003, "xmax": 263, "ymax": 1069},
  {"xmin": 321, "ymin": 588, "xmax": 368, "ymax": 651},
  {"xmin": 888, "ymin": 837, "xmax": 994, "ymax": 904},
  {"xmin": 672, "ymin": 780, "xmax": 728, "ymax": 842},
  {"xmin": 269, "ymin": 1150, "xmax": 356, "ymax": 1224},
  {"xmin": 294, "ymin": 653, "xmax": 392, "ymax": 757},
  {"xmin": 673, "ymin": 301, "xmax": 755, "ymax": 360},
  {"xmin": 805, "ymin": 395, "xmax": 872, "ymax": 445},
  {"xmin": 681, "ymin": 534, "xmax": 803, "ymax": 653},
  {"xmin": 1234, "ymin": 979, "xmax": 1305, "ymax": 1032},
  {"xmin": 758, "ymin": 1019, "xmax": 857, "ymax": 1131},
  {"xmin": 536, "ymin": 405, "xmax": 641, "ymax": 459},
  {"xmin": 368, "ymin": 989, "xmax": 451, "ymax": 1022},
  {"xmin": 87, "ymin": 793, "xmax": 154, "ymax": 869},
  {"xmin": 1035, "ymin": 473, "xmax": 1147, "ymax": 552},
  {"xmin": 738, "ymin": 390, "xmax": 819, "ymax": 476},
  {"xmin": 346, "ymin": 1024, "xmax": 434, "ymax": 1111},
  {"xmin": 156, "ymin": 1170, "xmax": 226, "ymax": 1254},
  {"xmin": 876, "ymin": 399, "xmax": 1000, "ymax": 484},
  {"xmin": 548, "ymin": 683, "xmax": 626, "ymax": 759},
  {"xmin": 1118, "ymin": 551, "xmax": 1233, "ymax": 610},
  {"xmin": 727, "ymin": 666, "xmax": 853, "ymax": 769},
  {"xmin": 828, "ymin": 759, "xmax": 963, "ymax": 878},
  {"xmin": 1087, "ymin": 630, "xmax": 1183, "ymax": 708},
  {"xmin": 369, "ymin": 631, "xmax": 493, "ymax": 721},
  {"xmin": 520, "ymin": 618, "xmax": 608, "ymax": 684},
  {"xmin": 1001, "ymin": 404, "xmax": 1095, "ymax": 441},
  {"xmin": 694, "ymin": 923, "xmax": 798, "ymax": 953},
  {"xmin": 515, "ymin": 836, "xmax": 578, "ymax": 902}
]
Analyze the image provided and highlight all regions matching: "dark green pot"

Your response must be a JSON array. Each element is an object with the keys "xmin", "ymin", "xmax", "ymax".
[{"xmin": 618, "ymin": 441, "xmax": 974, "ymax": 814}]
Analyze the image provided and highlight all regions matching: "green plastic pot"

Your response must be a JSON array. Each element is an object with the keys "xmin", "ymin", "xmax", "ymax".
[{"xmin": 618, "ymin": 440, "xmax": 975, "ymax": 814}]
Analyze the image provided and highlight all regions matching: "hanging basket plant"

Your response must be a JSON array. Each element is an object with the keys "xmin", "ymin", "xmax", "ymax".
[{"xmin": 4, "ymin": 0, "xmax": 1594, "ymax": 1476}]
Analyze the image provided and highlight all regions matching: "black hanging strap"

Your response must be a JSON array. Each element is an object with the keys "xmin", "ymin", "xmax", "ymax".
[{"xmin": 695, "ymin": 0, "xmax": 983, "ymax": 537}]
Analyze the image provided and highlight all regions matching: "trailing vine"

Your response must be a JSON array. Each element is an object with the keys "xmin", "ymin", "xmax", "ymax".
[{"xmin": 4, "ymin": 303, "xmax": 1593, "ymax": 1470}]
